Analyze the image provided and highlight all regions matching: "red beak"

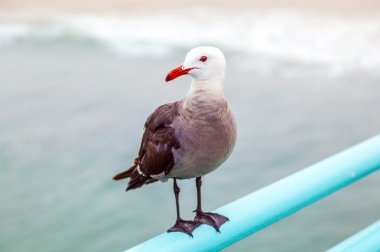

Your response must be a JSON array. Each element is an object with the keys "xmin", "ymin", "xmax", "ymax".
[{"xmin": 165, "ymin": 65, "xmax": 193, "ymax": 82}]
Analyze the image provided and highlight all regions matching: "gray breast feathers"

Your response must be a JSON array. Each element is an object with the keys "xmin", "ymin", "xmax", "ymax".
[{"xmin": 169, "ymin": 97, "xmax": 237, "ymax": 178}]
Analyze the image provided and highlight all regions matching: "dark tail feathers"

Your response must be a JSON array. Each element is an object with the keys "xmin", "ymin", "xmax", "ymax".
[
  {"xmin": 113, "ymin": 158, "xmax": 157, "ymax": 191},
  {"xmin": 113, "ymin": 167, "xmax": 134, "ymax": 180}
]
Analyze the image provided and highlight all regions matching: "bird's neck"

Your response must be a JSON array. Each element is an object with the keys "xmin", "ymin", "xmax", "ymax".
[
  {"xmin": 186, "ymin": 79, "xmax": 225, "ymax": 99},
  {"xmin": 184, "ymin": 80, "xmax": 225, "ymax": 110}
]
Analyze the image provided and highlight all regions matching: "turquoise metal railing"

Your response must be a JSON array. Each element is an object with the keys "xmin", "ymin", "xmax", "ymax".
[
  {"xmin": 126, "ymin": 135, "xmax": 380, "ymax": 252},
  {"xmin": 327, "ymin": 220, "xmax": 380, "ymax": 252}
]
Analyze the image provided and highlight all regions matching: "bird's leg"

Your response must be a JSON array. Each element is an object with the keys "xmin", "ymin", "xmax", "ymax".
[
  {"xmin": 193, "ymin": 176, "xmax": 229, "ymax": 232},
  {"xmin": 167, "ymin": 178, "xmax": 201, "ymax": 237}
]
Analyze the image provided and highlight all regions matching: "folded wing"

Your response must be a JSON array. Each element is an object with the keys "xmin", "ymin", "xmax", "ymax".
[{"xmin": 113, "ymin": 101, "xmax": 181, "ymax": 191}]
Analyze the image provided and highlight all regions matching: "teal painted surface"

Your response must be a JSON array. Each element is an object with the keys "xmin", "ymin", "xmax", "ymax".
[
  {"xmin": 125, "ymin": 135, "xmax": 380, "ymax": 252},
  {"xmin": 327, "ymin": 220, "xmax": 380, "ymax": 252}
]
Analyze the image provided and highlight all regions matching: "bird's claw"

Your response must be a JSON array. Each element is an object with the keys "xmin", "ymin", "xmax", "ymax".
[
  {"xmin": 194, "ymin": 211, "xmax": 229, "ymax": 232},
  {"xmin": 167, "ymin": 219, "xmax": 201, "ymax": 237}
]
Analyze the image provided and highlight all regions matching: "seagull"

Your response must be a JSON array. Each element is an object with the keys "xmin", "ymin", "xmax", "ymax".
[{"xmin": 113, "ymin": 46, "xmax": 237, "ymax": 236}]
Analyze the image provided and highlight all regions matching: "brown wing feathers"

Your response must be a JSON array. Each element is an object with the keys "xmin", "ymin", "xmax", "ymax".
[{"xmin": 113, "ymin": 102, "xmax": 180, "ymax": 191}]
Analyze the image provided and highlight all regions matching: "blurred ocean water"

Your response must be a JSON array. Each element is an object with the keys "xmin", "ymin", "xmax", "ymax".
[
  {"xmin": 0, "ymin": 8, "xmax": 379, "ymax": 252},
  {"xmin": 1, "ymin": 9, "xmax": 380, "ymax": 74}
]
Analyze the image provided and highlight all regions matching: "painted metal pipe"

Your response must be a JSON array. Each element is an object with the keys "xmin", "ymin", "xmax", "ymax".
[
  {"xmin": 327, "ymin": 220, "xmax": 380, "ymax": 252},
  {"xmin": 126, "ymin": 135, "xmax": 380, "ymax": 252}
]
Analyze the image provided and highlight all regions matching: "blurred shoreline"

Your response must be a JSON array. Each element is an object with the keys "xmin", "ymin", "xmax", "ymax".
[
  {"xmin": 1, "ymin": 8, "xmax": 379, "ymax": 76},
  {"xmin": 1, "ymin": 0, "xmax": 380, "ymax": 14}
]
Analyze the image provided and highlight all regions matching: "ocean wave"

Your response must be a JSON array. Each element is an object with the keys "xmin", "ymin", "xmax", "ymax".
[{"xmin": 1, "ymin": 9, "xmax": 380, "ymax": 73}]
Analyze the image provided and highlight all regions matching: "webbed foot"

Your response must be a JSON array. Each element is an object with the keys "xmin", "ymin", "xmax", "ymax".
[
  {"xmin": 194, "ymin": 211, "xmax": 229, "ymax": 232},
  {"xmin": 167, "ymin": 219, "xmax": 201, "ymax": 237}
]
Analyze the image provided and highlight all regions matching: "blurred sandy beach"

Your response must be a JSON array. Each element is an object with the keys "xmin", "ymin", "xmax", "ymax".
[{"xmin": 1, "ymin": 0, "xmax": 380, "ymax": 12}]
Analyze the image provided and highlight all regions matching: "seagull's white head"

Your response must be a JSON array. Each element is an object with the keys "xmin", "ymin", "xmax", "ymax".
[{"xmin": 165, "ymin": 46, "xmax": 226, "ymax": 83}]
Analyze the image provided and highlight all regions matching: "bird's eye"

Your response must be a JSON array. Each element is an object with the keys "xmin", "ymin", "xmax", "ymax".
[{"xmin": 199, "ymin": 56, "xmax": 208, "ymax": 62}]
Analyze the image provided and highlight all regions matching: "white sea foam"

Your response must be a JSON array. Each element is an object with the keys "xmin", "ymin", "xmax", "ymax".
[{"xmin": 1, "ymin": 9, "xmax": 380, "ymax": 74}]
